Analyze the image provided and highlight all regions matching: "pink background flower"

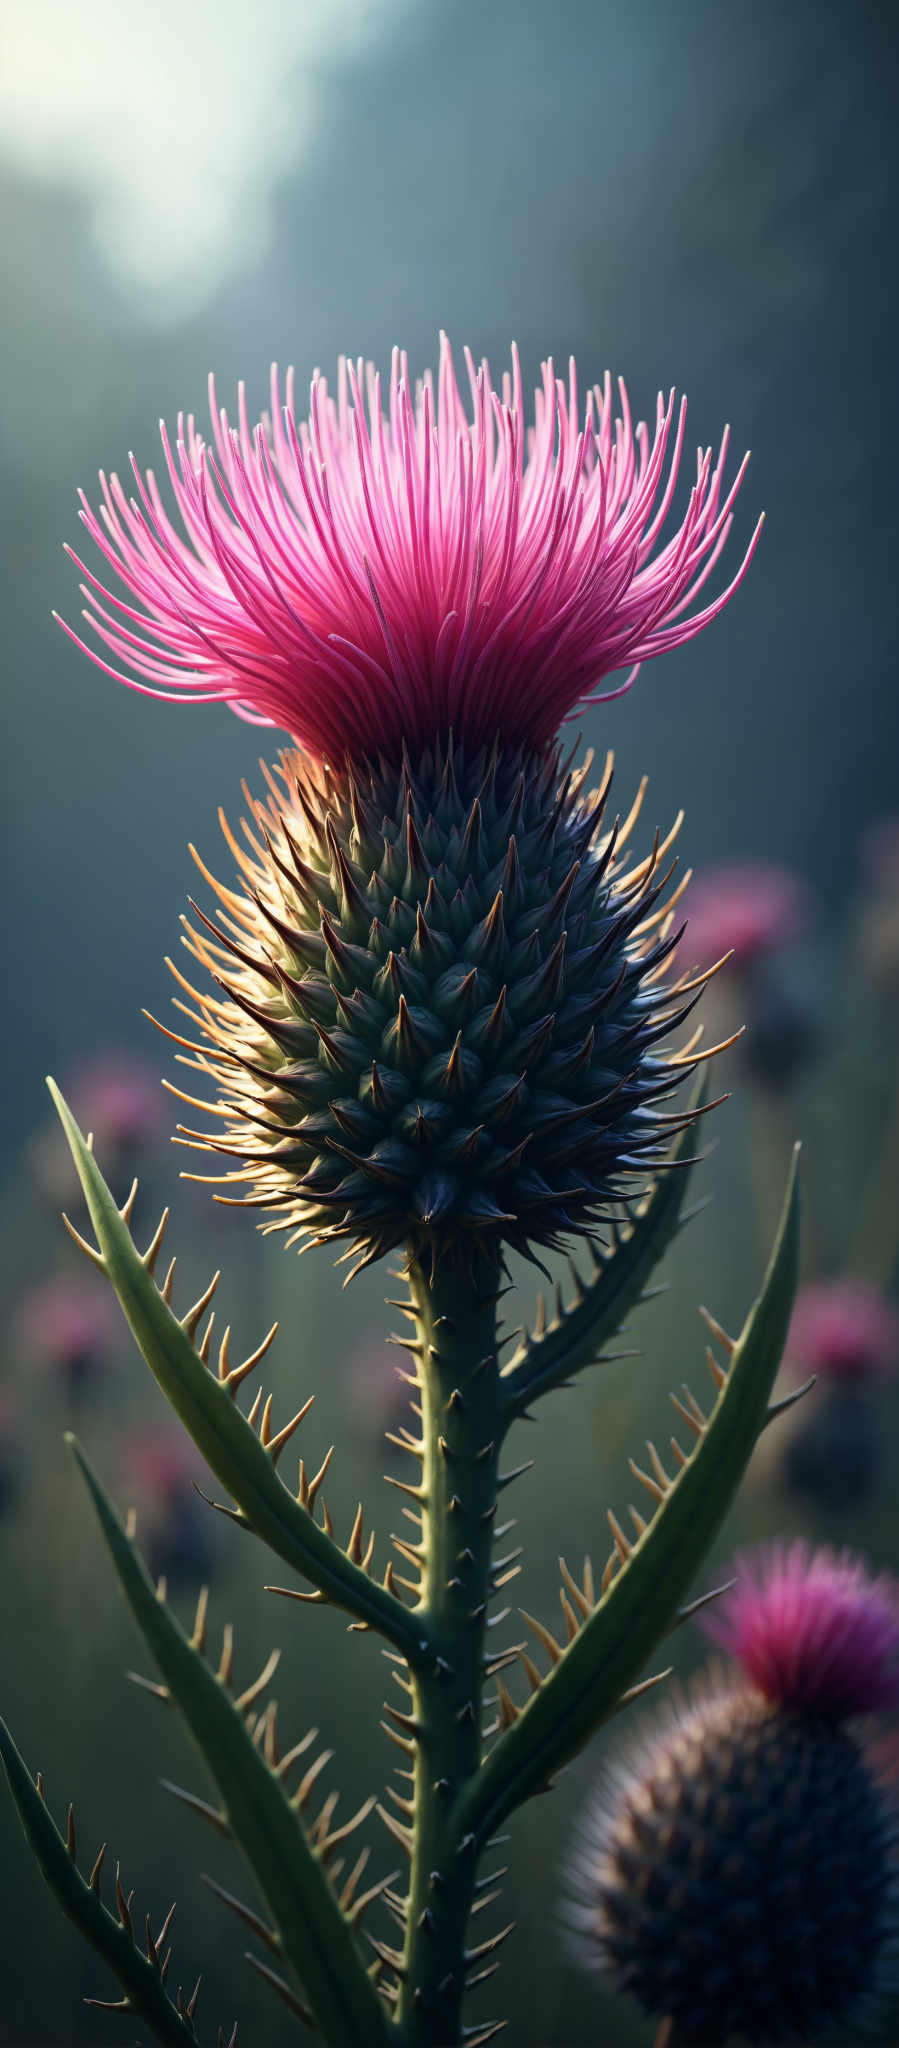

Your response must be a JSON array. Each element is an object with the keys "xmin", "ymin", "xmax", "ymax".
[
  {"xmin": 65, "ymin": 1051, "xmax": 163, "ymax": 1152},
  {"xmin": 15, "ymin": 1272, "xmax": 120, "ymax": 1375},
  {"xmin": 787, "ymin": 1279, "xmax": 899, "ymax": 1383},
  {"xmin": 120, "ymin": 1426, "xmax": 209, "ymax": 1501},
  {"xmin": 704, "ymin": 1541, "xmax": 899, "ymax": 1718},
  {"xmin": 860, "ymin": 814, "xmax": 899, "ymax": 890},
  {"xmin": 684, "ymin": 861, "xmax": 810, "ymax": 971}
]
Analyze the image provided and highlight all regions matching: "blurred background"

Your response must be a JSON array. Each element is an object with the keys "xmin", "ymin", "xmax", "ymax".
[{"xmin": 1, "ymin": 0, "xmax": 898, "ymax": 2041}]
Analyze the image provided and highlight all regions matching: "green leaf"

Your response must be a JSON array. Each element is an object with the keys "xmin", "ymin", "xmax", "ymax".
[
  {"xmin": 68, "ymin": 1435, "xmax": 391, "ymax": 2048},
  {"xmin": 500, "ymin": 1083, "xmax": 708, "ymax": 1418},
  {"xmin": 47, "ymin": 1077, "xmax": 424, "ymax": 1664},
  {"xmin": 456, "ymin": 1144, "xmax": 801, "ymax": 1845},
  {"xmin": 0, "ymin": 1715, "xmax": 218, "ymax": 2047}
]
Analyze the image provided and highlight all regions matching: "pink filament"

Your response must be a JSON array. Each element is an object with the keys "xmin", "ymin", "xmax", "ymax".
[
  {"xmin": 705, "ymin": 1542, "xmax": 899, "ymax": 1719},
  {"xmin": 59, "ymin": 337, "xmax": 762, "ymax": 761}
]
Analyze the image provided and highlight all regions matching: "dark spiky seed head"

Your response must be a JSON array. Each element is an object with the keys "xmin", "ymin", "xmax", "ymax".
[
  {"xmin": 782, "ymin": 1387, "xmax": 883, "ymax": 1513},
  {"xmin": 169, "ymin": 736, "xmax": 715, "ymax": 1279},
  {"xmin": 579, "ymin": 1687, "xmax": 898, "ymax": 2044}
]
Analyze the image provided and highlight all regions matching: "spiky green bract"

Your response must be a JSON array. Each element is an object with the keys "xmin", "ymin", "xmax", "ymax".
[
  {"xmin": 172, "ymin": 737, "xmax": 710, "ymax": 1277},
  {"xmin": 582, "ymin": 1687, "xmax": 898, "ymax": 2044},
  {"xmin": 0, "ymin": 1716, "xmax": 224, "ymax": 2048},
  {"xmin": 454, "ymin": 1148, "xmax": 801, "ymax": 1846},
  {"xmin": 68, "ymin": 1437, "xmax": 392, "ymax": 2048},
  {"xmin": 46, "ymin": 1078, "xmax": 422, "ymax": 1660}
]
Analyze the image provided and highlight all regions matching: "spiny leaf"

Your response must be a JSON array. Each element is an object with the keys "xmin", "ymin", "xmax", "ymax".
[
  {"xmin": 500, "ymin": 1079, "xmax": 707, "ymax": 1416},
  {"xmin": 456, "ymin": 1145, "xmax": 801, "ymax": 1843},
  {"xmin": 0, "ymin": 1717, "xmax": 222, "ymax": 2048},
  {"xmin": 48, "ymin": 1078, "xmax": 424, "ymax": 1664},
  {"xmin": 68, "ymin": 1436, "xmax": 391, "ymax": 2048}
]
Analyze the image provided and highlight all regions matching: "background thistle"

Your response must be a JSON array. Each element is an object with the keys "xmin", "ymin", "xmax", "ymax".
[{"xmin": 575, "ymin": 1546, "xmax": 899, "ymax": 2045}]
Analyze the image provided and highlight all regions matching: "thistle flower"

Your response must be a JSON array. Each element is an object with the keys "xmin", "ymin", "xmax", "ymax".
[
  {"xmin": 60, "ymin": 344, "xmax": 757, "ymax": 1272},
  {"xmin": 780, "ymin": 1386, "xmax": 888, "ymax": 1516},
  {"xmin": 861, "ymin": 814, "xmax": 899, "ymax": 892},
  {"xmin": 59, "ymin": 340, "xmax": 759, "ymax": 763},
  {"xmin": 778, "ymin": 1286, "xmax": 899, "ymax": 1512},
  {"xmin": 787, "ymin": 1279, "xmax": 899, "ymax": 1385},
  {"xmin": 15, "ymin": 1273, "xmax": 120, "ymax": 1393},
  {"xmin": 29, "ymin": 1051, "xmax": 163, "ymax": 1205},
  {"xmin": 0, "ymin": 1391, "xmax": 20, "ymax": 1520},
  {"xmin": 683, "ymin": 863, "xmax": 815, "ymax": 1091},
  {"xmin": 65, "ymin": 1051, "xmax": 163, "ymax": 1155},
  {"xmin": 685, "ymin": 863, "xmax": 810, "ymax": 974},
  {"xmin": 342, "ymin": 1335, "xmax": 411, "ymax": 1439},
  {"xmin": 574, "ymin": 1546, "xmax": 899, "ymax": 2044},
  {"xmin": 702, "ymin": 1540, "xmax": 899, "ymax": 1716},
  {"xmin": 855, "ymin": 813, "xmax": 899, "ymax": 992},
  {"xmin": 119, "ymin": 1427, "xmax": 218, "ymax": 1586}
]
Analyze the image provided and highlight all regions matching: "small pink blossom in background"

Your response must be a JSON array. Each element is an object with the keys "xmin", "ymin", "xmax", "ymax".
[
  {"xmin": 0, "ymin": 1388, "xmax": 19, "ymax": 1453},
  {"xmin": 860, "ymin": 814, "xmax": 899, "ymax": 890},
  {"xmin": 864, "ymin": 1726, "xmax": 899, "ymax": 1795},
  {"xmin": 59, "ymin": 339, "xmax": 760, "ymax": 762},
  {"xmin": 786, "ymin": 1279, "xmax": 899, "ymax": 1384},
  {"xmin": 0, "ymin": 1390, "xmax": 20, "ymax": 1514},
  {"xmin": 29, "ymin": 1053, "xmax": 162, "ymax": 1204},
  {"xmin": 703, "ymin": 1542, "xmax": 899, "ymax": 1718},
  {"xmin": 342, "ymin": 1338, "xmax": 410, "ymax": 1438},
  {"xmin": 684, "ymin": 861, "xmax": 810, "ymax": 972},
  {"xmin": 119, "ymin": 1427, "xmax": 216, "ymax": 1583},
  {"xmin": 121, "ymin": 1427, "xmax": 208, "ymax": 1502},
  {"xmin": 15, "ymin": 1272, "xmax": 120, "ymax": 1381},
  {"xmin": 858, "ymin": 815, "xmax": 899, "ymax": 987},
  {"xmin": 66, "ymin": 1051, "xmax": 163, "ymax": 1153}
]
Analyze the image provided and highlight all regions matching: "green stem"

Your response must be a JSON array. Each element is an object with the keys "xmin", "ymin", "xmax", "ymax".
[{"xmin": 395, "ymin": 1252, "xmax": 503, "ymax": 2046}]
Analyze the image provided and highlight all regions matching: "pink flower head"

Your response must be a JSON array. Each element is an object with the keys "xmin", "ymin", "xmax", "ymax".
[
  {"xmin": 59, "ymin": 339, "xmax": 761, "ymax": 762},
  {"xmin": 703, "ymin": 1542, "xmax": 899, "ymax": 1718},
  {"xmin": 685, "ymin": 861, "xmax": 810, "ymax": 972},
  {"xmin": 0, "ymin": 1388, "xmax": 20, "ymax": 1445},
  {"xmin": 122, "ymin": 1427, "xmax": 207, "ymax": 1501},
  {"xmin": 343, "ymin": 1338, "xmax": 410, "ymax": 1437},
  {"xmin": 858, "ymin": 817, "xmax": 899, "ymax": 987},
  {"xmin": 16, "ymin": 1273, "xmax": 120, "ymax": 1375},
  {"xmin": 119, "ymin": 1427, "xmax": 217, "ymax": 1585},
  {"xmin": 860, "ymin": 814, "xmax": 899, "ymax": 891},
  {"xmin": 787, "ymin": 1279, "xmax": 899, "ymax": 1384},
  {"xmin": 66, "ymin": 1051, "xmax": 162, "ymax": 1152},
  {"xmin": 0, "ymin": 1391, "xmax": 19, "ymax": 1515}
]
